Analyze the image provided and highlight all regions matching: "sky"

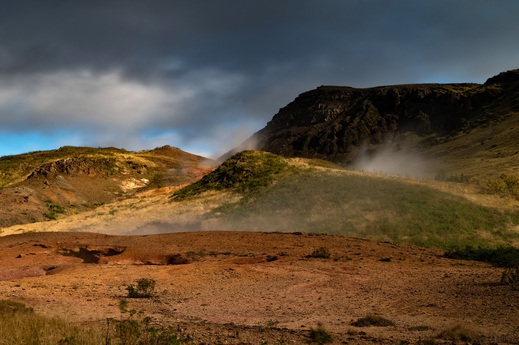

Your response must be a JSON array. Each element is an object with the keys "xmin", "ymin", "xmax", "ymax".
[{"xmin": 0, "ymin": 1, "xmax": 518, "ymax": 159}]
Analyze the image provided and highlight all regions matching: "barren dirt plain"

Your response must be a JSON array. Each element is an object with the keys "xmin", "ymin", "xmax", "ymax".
[{"xmin": 1, "ymin": 230, "xmax": 518, "ymax": 344}]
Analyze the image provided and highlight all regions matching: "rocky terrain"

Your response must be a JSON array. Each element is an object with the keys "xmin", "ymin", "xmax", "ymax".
[{"xmin": 1, "ymin": 231, "xmax": 518, "ymax": 344}]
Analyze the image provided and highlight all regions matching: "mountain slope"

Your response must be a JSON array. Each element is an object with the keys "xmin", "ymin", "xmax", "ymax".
[
  {"xmin": 237, "ymin": 69, "xmax": 519, "ymax": 179},
  {"xmin": 171, "ymin": 151, "xmax": 519, "ymax": 249},
  {"xmin": 3, "ymin": 151, "xmax": 519, "ymax": 248},
  {"xmin": 0, "ymin": 145, "xmax": 214, "ymax": 227}
]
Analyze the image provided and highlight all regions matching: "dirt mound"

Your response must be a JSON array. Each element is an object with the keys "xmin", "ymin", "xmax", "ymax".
[{"xmin": 0, "ymin": 231, "xmax": 517, "ymax": 344}]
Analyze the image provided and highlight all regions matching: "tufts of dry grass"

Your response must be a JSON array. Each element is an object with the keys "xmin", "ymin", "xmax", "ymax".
[
  {"xmin": 0, "ymin": 300, "xmax": 104, "ymax": 345},
  {"xmin": 436, "ymin": 324, "xmax": 480, "ymax": 343},
  {"xmin": 351, "ymin": 314, "xmax": 395, "ymax": 327}
]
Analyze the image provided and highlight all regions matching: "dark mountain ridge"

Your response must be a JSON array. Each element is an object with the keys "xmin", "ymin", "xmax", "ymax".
[{"xmin": 243, "ymin": 69, "xmax": 519, "ymax": 166}]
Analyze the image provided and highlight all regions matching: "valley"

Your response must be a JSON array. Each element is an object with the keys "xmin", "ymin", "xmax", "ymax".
[{"xmin": 1, "ymin": 69, "xmax": 519, "ymax": 344}]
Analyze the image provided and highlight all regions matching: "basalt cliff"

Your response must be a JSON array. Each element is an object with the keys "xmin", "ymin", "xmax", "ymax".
[{"xmin": 244, "ymin": 69, "xmax": 519, "ymax": 165}]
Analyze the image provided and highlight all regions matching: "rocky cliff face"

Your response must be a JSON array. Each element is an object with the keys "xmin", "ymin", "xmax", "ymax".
[{"xmin": 247, "ymin": 69, "xmax": 519, "ymax": 164}]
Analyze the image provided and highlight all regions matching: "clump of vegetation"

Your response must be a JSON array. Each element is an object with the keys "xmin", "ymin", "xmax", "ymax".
[
  {"xmin": 266, "ymin": 255, "xmax": 279, "ymax": 262},
  {"xmin": 488, "ymin": 173, "xmax": 519, "ymax": 199},
  {"xmin": 111, "ymin": 300, "xmax": 192, "ymax": 345},
  {"xmin": 171, "ymin": 150, "xmax": 290, "ymax": 200},
  {"xmin": 446, "ymin": 246, "xmax": 519, "ymax": 290},
  {"xmin": 444, "ymin": 246, "xmax": 519, "ymax": 267},
  {"xmin": 309, "ymin": 323, "xmax": 333, "ymax": 344},
  {"xmin": 0, "ymin": 298, "xmax": 206, "ymax": 344},
  {"xmin": 44, "ymin": 202, "xmax": 67, "ymax": 220},
  {"xmin": 436, "ymin": 324, "xmax": 480, "ymax": 343},
  {"xmin": 501, "ymin": 266, "xmax": 519, "ymax": 290},
  {"xmin": 0, "ymin": 300, "xmax": 34, "ymax": 314},
  {"xmin": 0, "ymin": 299, "xmax": 104, "ymax": 344},
  {"xmin": 351, "ymin": 314, "xmax": 395, "ymax": 327},
  {"xmin": 306, "ymin": 247, "xmax": 331, "ymax": 259},
  {"xmin": 166, "ymin": 254, "xmax": 191, "ymax": 265},
  {"xmin": 126, "ymin": 278, "xmax": 156, "ymax": 298},
  {"xmin": 408, "ymin": 325, "xmax": 434, "ymax": 332}
]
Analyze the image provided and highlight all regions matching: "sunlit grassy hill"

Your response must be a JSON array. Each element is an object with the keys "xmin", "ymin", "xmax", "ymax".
[
  {"xmin": 2, "ymin": 150, "xmax": 519, "ymax": 250},
  {"xmin": 0, "ymin": 145, "xmax": 213, "ymax": 227},
  {"xmin": 171, "ymin": 151, "xmax": 519, "ymax": 249}
]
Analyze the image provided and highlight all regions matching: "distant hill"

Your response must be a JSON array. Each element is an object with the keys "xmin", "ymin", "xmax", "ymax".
[
  {"xmin": 0, "ymin": 145, "xmax": 214, "ymax": 228},
  {"xmin": 234, "ymin": 69, "xmax": 519, "ymax": 179}
]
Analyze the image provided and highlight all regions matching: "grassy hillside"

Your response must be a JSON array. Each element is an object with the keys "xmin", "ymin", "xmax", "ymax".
[
  {"xmin": 3, "ymin": 150, "xmax": 518, "ymax": 250},
  {"xmin": 0, "ymin": 145, "xmax": 213, "ymax": 228},
  {"xmin": 172, "ymin": 150, "xmax": 292, "ymax": 199},
  {"xmin": 0, "ymin": 146, "xmax": 125, "ymax": 187},
  {"xmin": 172, "ymin": 151, "xmax": 519, "ymax": 249},
  {"xmin": 0, "ymin": 145, "xmax": 207, "ymax": 188}
]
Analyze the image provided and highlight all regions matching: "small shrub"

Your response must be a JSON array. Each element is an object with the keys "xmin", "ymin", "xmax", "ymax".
[
  {"xmin": 488, "ymin": 173, "xmax": 519, "ymax": 199},
  {"xmin": 351, "ymin": 314, "xmax": 395, "ymax": 327},
  {"xmin": 436, "ymin": 324, "xmax": 480, "ymax": 343},
  {"xmin": 127, "ymin": 278, "xmax": 156, "ymax": 298},
  {"xmin": 501, "ymin": 266, "xmax": 519, "ymax": 290},
  {"xmin": 444, "ymin": 246, "xmax": 519, "ymax": 267},
  {"xmin": 166, "ymin": 254, "xmax": 191, "ymax": 265},
  {"xmin": 309, "ymin": 323, "xmax": 333, "ymax": 344},
  {"xmin": 109, "ymin": 302, "xmax": 192, "ymax": 345},
  {"xmin": 266, "ymin": 255, "xmax": 278, "ymax": 262},
  {"xmin": 306, "ymin": 247, "xmax": 331, "ymax": 259},
  {"xmin": 44, "ymin": 202, "xmax": 67, "ymax": 220},
  {"xmin": 266, "ymin": 319, "xmax": 278, "ymax": 327}
]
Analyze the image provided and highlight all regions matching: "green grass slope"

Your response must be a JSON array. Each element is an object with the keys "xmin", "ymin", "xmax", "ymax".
[{"xmin": 173, "ymin": 151, "xmax": 519, "ymax": 249}]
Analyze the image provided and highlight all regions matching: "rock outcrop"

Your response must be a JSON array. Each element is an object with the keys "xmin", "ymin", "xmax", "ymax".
[{"xmin": 244, "ymin": 69, "xmax": 519, "ymax": 164}]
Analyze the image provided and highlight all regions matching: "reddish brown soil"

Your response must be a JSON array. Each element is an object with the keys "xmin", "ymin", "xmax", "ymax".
[{"xmin": 0, "ymin": 231, "xmax": 518, "ymax": 344}]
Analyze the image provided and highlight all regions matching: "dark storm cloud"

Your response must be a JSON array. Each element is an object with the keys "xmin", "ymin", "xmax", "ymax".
[{"xmin": 0, "ymin": 0, "xmax": 518, "ymax": 157}]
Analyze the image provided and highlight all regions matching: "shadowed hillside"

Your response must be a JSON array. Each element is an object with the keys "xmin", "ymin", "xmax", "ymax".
[{"xmin": 235, "ymin": 69, "xmax": 519, "ymax": 180}]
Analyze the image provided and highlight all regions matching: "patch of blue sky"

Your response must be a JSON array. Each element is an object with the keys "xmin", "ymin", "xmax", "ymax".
[{"xmin": 0, "ymin": 131, "xmax": 80, "ymax": 157}]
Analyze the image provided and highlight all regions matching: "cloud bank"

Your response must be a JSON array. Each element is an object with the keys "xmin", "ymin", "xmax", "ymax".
[{"xmin": 1, "ymin": 0, "xmax": 518, "ymax": 157}]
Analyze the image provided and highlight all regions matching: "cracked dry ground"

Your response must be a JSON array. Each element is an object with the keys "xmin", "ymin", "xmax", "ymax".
[{"xmin": 0, "ymin": 231, "xmax": 518, "ymax": 344}]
